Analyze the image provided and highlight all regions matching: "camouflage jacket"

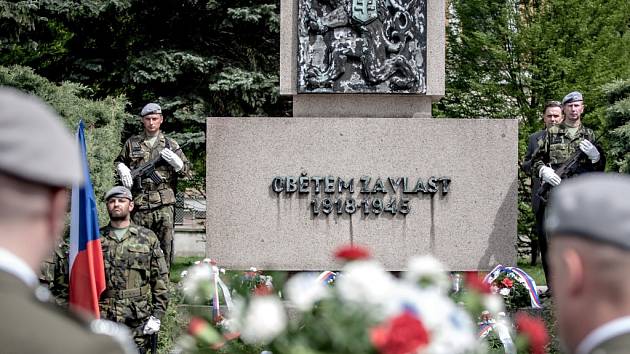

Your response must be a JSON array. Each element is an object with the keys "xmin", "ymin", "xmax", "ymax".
[
  {"xmin": 39, "ymin": 239, "xmax": 69, "ymax": 308},
  {"xmin": 99, "ymin": 224, "xmax": 169, "ymax": 324},
  {"xmin": 531, "ymin": 123, "xmax": 605, "ymax": 178},
  {"xmin": 115, "ymin": 131, "xmax": 191, "ymax": 210}
]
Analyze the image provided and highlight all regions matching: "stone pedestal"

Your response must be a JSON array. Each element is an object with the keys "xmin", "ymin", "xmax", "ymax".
[{"xmin": 206, "ymin": 117, "xmax": 518, "ymax": 270}]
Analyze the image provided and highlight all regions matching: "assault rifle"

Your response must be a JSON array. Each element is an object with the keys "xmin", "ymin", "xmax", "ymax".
[
  {"xmin": 150, "ymin": 332, "xmax": 158, "ymax": 354},
  {"xmin": 130, "ymin": 155, "xmax": 164, "ymax": 188},
  {"xmin": 538, "ymin": 136, "xmax": 599, "ymax": 203}
]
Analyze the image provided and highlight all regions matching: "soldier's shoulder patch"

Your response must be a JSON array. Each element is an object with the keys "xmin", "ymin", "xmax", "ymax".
[
  {"xmin": 136, "ymin": 225, "xmax": 158, "ymax": 240},
  {"xmin": 153, "ymin": 247, "xmax": 165, "ymax": 257}
]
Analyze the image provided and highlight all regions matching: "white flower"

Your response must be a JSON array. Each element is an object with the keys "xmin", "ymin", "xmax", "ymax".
[
  {"xmin": 285, "ymin": 273, "xmax": 329, "ymax": 311},
  {"xmin": 404, "ymin": 255, "xmax": 450, "ymax": 293},
  {"xmin": 239, "ymin": 296, "xmax": 287, "ymax": 344},
  {"xmin": 382, "ymin": 283, "xmax": 478, "ymax": 354},
  {"xmin": 499, "ymin": 288, "xmax": 511, "ymax": 296},
  {"xmin": 336, "ymin": 260, "xmax": 395, "ymax": 317},
  {"xmin": 424, "ymin": 303, "xmax": 478, "ymax": 354},
  {"xmin": 181, "ymin": 263, "xmax": 213, "ymax": 300},
  {"xmin": 484, "ymin": 294, "xmax": 506, "ymax": 314}
]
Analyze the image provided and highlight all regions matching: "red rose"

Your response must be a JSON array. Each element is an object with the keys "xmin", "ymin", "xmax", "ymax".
[
  {"xmin": 334, "ymin": 244, "xmax": 371, "ymax": 261},
  {"xmin": 188, "ymin": 316, "xmax": 209, "ymax": 336},
  {"xmin": 515, "ymin": 312, "xmax": 549, "ymax": 354},
  {"xmin": 253, "ymin": 283, "xmax": 273, "ymax": 296},
  {"xmin": 370, "ymin": 312, "xmax": 430, "ymax": 354},
  {"xmin": 465, "ymin": 272, "xmax": 491, "ymax": 294},
  {"xmin": 501, "ymin": 277, "xmax": 514, "ymax": 288}
]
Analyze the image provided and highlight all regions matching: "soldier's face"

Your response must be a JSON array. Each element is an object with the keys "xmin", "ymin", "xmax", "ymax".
[
  {"xmin": 106, "ymin": 197, "xmax": 134, "ymax": 220},
  {"xmin": 142, "ymin": 114, "xmax": 163, "ymax": 135},
  {"xmin": 543, "ymin": 107, "xmax": 563, "ymax": 127},
  {"xmin": 563, "ymin": 101, "xmax": 584, "ymax": 123}
]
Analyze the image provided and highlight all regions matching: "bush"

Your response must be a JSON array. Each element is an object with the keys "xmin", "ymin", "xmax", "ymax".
[{"xmin": 0, "ymin": 64, "xmax": 132, "ymax": 221}]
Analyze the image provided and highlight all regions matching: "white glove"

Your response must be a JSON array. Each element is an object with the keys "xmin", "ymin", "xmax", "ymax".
[
  {"xmin": 160, "ymin": 148, "xmax": 184, "ymax": 172},
  {"xmin": 579, "ymin": 140, "xmax": 600, "ymax": 163},
  {"xmin": 143, "ymin": 316, "xmax": 161, "ymax": 335},
  {"xmin": 116, "ymin": 163, "xmax": 133, "ymax": 189},
  {"xmin": 539, "ymin": 166, "xmax": 561, "ymax": 186}
]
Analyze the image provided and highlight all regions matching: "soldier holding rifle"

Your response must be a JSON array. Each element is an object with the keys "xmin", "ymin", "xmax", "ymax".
[
  {"xmin": 522, "ymin": 101, "xmax": 563, "ymax": 286},
  {"xmin": 115, "ymin": 103, "xmax": 191, "ymax": 266},
  {"xmin": 530, "ymin": 91, "xmax": 606, "ymax": 291}
]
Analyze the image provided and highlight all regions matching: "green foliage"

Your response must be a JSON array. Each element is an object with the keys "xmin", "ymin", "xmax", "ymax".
[
  {"xmin": 0, "ymin": 64, "xmax": 130, "ymax": 221},
  {"xmin": 603, "ymin": 79, "xmax": 630, "ymax": 173},
  {"xmin": 0, "ymin": 0, "xmax": 289, "ymax": 189},
  {"xmin": 158, "ymin": 284, "xmax": 188, "ymax": 353},
  {"xmin": 438, "ymin": 0, "xmax": 630, "ymax": 255}
]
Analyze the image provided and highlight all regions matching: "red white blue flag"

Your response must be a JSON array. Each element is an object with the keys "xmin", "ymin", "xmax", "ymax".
[{"xmin": 69, "ymin": 120, "xmax": 106, "ymax": 317}]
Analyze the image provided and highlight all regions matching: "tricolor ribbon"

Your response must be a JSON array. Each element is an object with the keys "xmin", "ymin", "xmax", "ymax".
[
  {"xmin": 317, "ymin": 271, "xmax": 337, "ymax": 285},
  {"xmin": 484, "ymin": 265, "xmax": 542, "ymax": 309},
  {"xmin": 478, "ymin": 320, "xmax": 517, "ymax": 354},
  {"xmin": 208, "ymin": 260, "xmax": 234, "ymax": 322}
]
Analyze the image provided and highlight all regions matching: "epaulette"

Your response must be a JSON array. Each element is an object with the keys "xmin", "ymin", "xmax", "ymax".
[{"xmin": 547, "ymin": 125, "xmax": 561, "ymax": 134}]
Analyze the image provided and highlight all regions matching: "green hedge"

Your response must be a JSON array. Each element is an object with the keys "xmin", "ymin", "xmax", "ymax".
[{"xmin": 0, "ymin": 65, "xmax": 132, "ymax": 221}]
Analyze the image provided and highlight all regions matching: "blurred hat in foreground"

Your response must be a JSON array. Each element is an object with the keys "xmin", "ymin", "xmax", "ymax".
[
  {"xmin": 545, "ymin": 173, "xmax": 630, "ymax": 250},
  {"xmin": 0, "ymin": 86, "xmax": 82, "ymax": 187}
]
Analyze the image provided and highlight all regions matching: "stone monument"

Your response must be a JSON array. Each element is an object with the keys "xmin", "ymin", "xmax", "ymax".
[{"xmin": 206, "ymin": 0, "xmax": 518, "ymax": 270}]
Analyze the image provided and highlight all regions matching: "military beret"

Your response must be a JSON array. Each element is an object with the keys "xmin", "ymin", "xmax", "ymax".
[
  {"xmin": 545, "ymin": 173, "xmax": 630, "ymax": 250},
  {"xmin": 561, "ymin": 91, "xmax": 583, "ymax": 105},
  {"xmin": 140, "ymin": 103, "xmax": 162, "ymax": 117},
  {"xmin": 104, "ymin": 186, "xmax": 133, "ymax": 201},
  {"xmin": 0, "ymin": 87, "xmax": 82, "ymax": 187}
]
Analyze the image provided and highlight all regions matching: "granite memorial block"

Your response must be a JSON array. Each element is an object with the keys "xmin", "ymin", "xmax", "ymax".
[{"xmin": 206, "ymin": 117, "xmax": 518, "ymax": 270}]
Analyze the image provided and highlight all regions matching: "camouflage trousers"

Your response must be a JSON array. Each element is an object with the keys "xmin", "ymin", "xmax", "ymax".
[
  {"xmin": 99, "ymin": 296, "xmax": 153, "ymax": 353},
  {"xmin": 133, "ymin": 205, "xmax": 175, "ymax": 267}
]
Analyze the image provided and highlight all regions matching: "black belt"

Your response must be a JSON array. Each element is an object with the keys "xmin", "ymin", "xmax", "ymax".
[{"xmin": 103, "ymin": 284, "xmax": 150, "ymax": 299}]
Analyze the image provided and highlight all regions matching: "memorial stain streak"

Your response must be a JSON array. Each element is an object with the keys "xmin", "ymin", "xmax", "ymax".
[
  {"xmin": 430, "ymin": 195, "xmax": 435, "ymax": 252},
  {"xmin": 349, "ymin": 215, "xmax": 354, "ymax": 245}
]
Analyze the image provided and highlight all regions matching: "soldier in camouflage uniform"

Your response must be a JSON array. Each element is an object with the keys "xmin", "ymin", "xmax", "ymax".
[
  {"xmin": 530, "ymin": 91, "xmax": 605, "ymax": 291},
  {"xmin": 531, "ymin": 91, "xmax": 605, "ymax": 184},
  {"xmin": 99, "ymin": 186, "xmax": 170, "ymax": 354},
  {"xmin": 115, "ymin": 103, "xmax": 191, "ymax": 266},
  {"xmin": 39, "ymin": 238, "xmax": 70, "ymax": 307}
]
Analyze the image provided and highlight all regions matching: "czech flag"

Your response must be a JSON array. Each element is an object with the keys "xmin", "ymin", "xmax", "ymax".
[{"xmin": 69, "ymin": 120, "xmax": 106, "ymax": 317}]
